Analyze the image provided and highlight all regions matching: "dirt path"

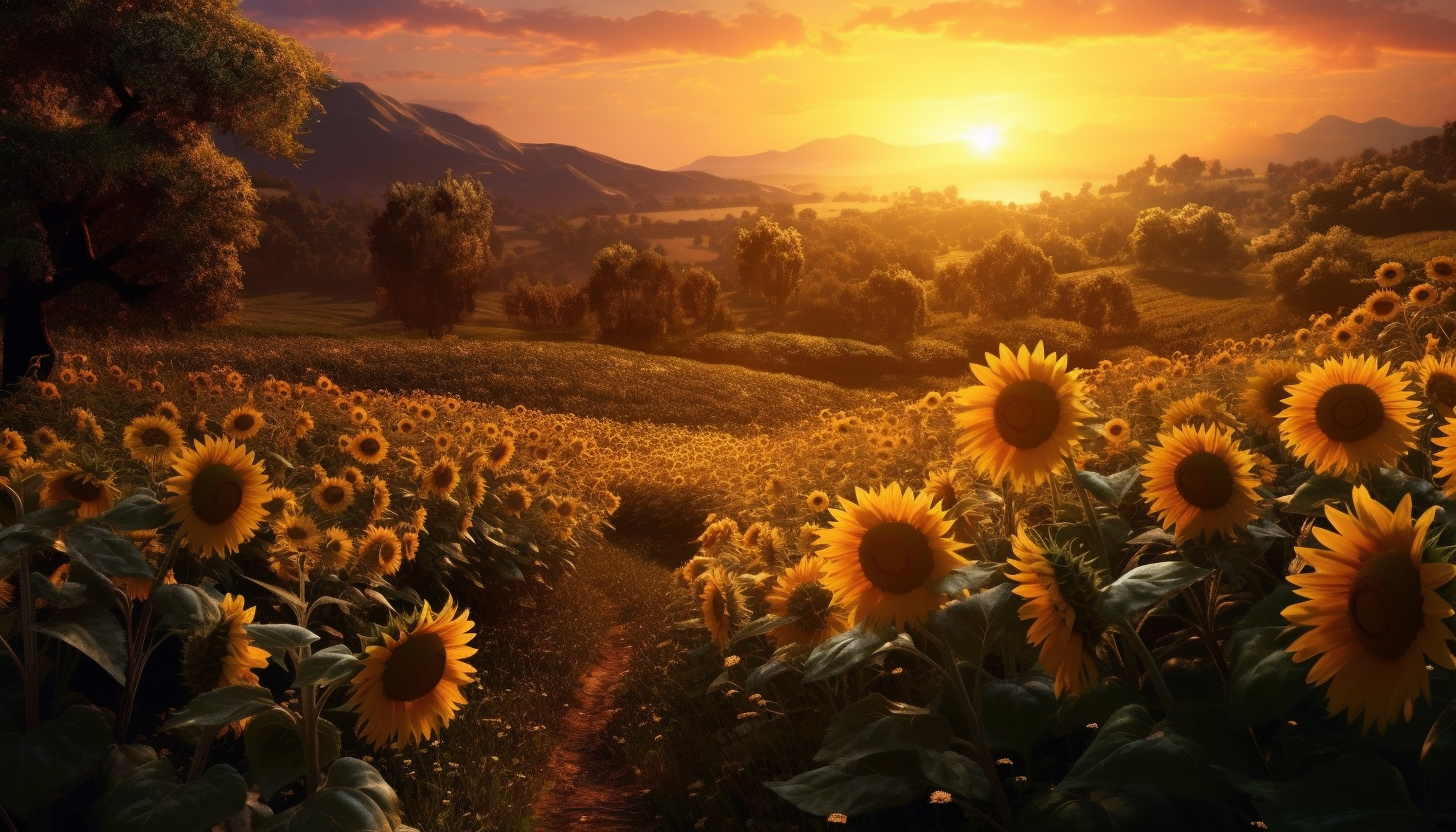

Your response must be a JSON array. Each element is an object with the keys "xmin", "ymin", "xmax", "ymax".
[{"xmin": 531, "ymin": 611, "xmax": 648, "ymax": 831}]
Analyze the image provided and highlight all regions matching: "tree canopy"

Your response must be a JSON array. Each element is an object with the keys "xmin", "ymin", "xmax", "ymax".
[
  {"xmin": 735, "ymin": 216, "xmax": 805, "ymax": 306},
  {"xmin": 1129, "ymin": 203, "xmax": 1246, "ymax": 271},
  {"xmin": 0, "ymin": 0, "xmax": 330, "ymax": 386}
]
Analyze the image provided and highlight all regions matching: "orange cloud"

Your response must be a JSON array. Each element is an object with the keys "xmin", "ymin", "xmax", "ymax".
[
  {"xmin": 246, "ymin": 1, "xmax": 808, "ymax": 63},
  {"xmin": 845, "ymin": 0, "xmax": 1456, "ymax": 68}
]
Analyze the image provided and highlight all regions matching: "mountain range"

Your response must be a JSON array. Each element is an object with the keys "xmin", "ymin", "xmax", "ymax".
[{"xmin": 229, "ymin": 82, "xmax": 796, "ymax": 213}]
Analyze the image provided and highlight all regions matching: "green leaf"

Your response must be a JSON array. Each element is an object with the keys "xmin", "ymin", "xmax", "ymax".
[
  {"xmin": 1225, "ymin": 584, "xmax": 1313, "ymax": 727},
  {"xmin": 0, "ymin": 523, "xmax": 59, "ymax": 555},
  {"xmin": 813, "ymin": 694, "xmax": 950, "ymax": 764},
  {"xmin": 321, "ymin": 757, "xmax": 401, "ymax": 829},
  {"xmin": 293, "ymin": 645, "xmax": 363, "ymax": 688},
  {"xmin": 981, "ymin": 670, "xmax": 1058, "ymax": 756},
  {"xmin": 98, "ymin": 490, "xmax": 172, "ymax": 532},
  {"xmin": 1423, "ymin": 700, "xmax": 1456, "ymax": 814},
  {"xmin": 272, "ymin": 788, "xmax": 393, "ymax": 832},
  {"xmin": 97, "ymin": 760, "xmax": 247, "ymax": 832},
  {"xmin": 765, "ymin": 766, "xmax": 927, "ymax": 818},
  {"xmin": 1219, "ymin": 750, "xmax": 1433, "ymax": 831},
  {"xmin": 932, "ymin": 582, "xmax": 1023, "ymax": 667},
  {"xmin": 162, "ymin": 686, "xmax": 277, "ymax": 734},
  {"xmin": 243, "ymin": 709, "xmax": 342, "ymax": 799},
  {"xmin": 1128, "ymin": 528, "xmax": 1177, "ymax": 548},
  {"xmin": 1055, "ymin": 677, "xmax": 1149, "ymax": 736},
  {"xmin": 243, "ymin": 623, "xmax": 319, "ymax": 666},
  {"xmin": 928, "ymin": 560, "xmax": 1002, "ymax": 595},
  {"xmin": 1094, "ymin": 561, "xmax": 1209, "ymax": 623},
  {"xmin": 801, "ymin": 625, "xmax": 899, "ymax": 683},
  {"xmin": 1284, "ymin": 475, "xmax": 1353, "ymax": 516},
  {"xmin": 36, "ymin": 602, "xmax": 128, "ymax": 684},
  {"xmin": 1075, "ymin": 470, "xmax": 1120, "ymax": 506},
  {"xmin": 729, "ymin": 614, "xmax": 799, "ymax": 645},
  {"xmin": 12, "ymin": 502, "xmax": 79, "ymax": 531},
  {"xmin": 64, "ymin": 521, "xmax": 155, "ymax": 580},
  {"xmin": 1018, "ymin": 786, "xmax": 1187, "ymax": 832},
  {"xmin": 0, "ymin": 706, "xmax": 114, "ymax": 817},
  {"xmin": 1060, "ymin": 703, "xmax": 1242, "ymax": 800},
  {"xmin": 150, "ymin": 584, "xmax": 221, "ymax": 633}
]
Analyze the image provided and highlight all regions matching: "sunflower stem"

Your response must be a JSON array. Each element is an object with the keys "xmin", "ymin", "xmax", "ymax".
[
  {"xmin": 1063, "ymin": 457, "xmax": 1110, "ymax": 572},
  {"xmin": 117, "ymin": 535, "xmax": 181, "ymax": 742},
  {"xmin": 17, "ymin": 548, "xmax": 38, "ymax": 732},
  {"xmin": 187, "ymin": 725, "xmax": 218, "ymax": 782},
  {"xmin": 1001, "ymin": 484, "xmax": 1016, "ymax": 539},
  {"xmin": 1117, "ymin": 617, "xmax": 1175, "ymax": 715},
  {"xmin": 923, "ymin": 627, "xmax": 1013, "ymax": 831}
]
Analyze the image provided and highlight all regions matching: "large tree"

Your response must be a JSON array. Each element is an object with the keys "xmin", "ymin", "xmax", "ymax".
[
  {"xmin": 368, "ymin": 171, "xmax": 494, "ymax": 338},
  {"xmin": 0, "ymin": 0, "xmax": 329, "ymax": 386},
  {"xmin": 735, "ymin": 216, "xmax": 804, "ymax": 306}
]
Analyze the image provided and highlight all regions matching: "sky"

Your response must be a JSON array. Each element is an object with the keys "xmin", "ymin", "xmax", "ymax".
[{"xmin": 241, "ymin": 0, "xmax": 1456, "ymax": 171}]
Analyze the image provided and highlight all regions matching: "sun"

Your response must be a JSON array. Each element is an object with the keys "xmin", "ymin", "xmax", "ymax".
[{"xmin": 963, "ymin": 125, "xmax": 1003, "ymax": 156}]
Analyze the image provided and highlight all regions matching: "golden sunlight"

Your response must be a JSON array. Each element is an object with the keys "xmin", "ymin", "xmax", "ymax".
[{"xmin": 963, "ymin": 125, "xmax": 1004, "ymax": 156}]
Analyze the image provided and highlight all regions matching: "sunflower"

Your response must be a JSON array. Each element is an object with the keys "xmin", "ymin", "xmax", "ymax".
[
  {"xmin": 483, "ymin": 439, "xmax": 514, "ymax": 473},
  {"xmin": 953, "ymin": 342, "xmax": 1094, "ymax": 490},
  {"xmin": 1161, "ymin": 393, "xmax": 1237, "ymax": 431},
  {"xmin": 1414, "ymin": 355, "xmax": 1456, "ymax": 416},
  {"xmin": 1427, "ymin": 256, "xmax": 1456, "ymax": 284},
  {"xmin": 420, "ymin": 457, "xmax": 459, "ymax": 500},
  {"xmin": 182, "ymin": 593, "xmax": 271, "ymax": 695},
  {"xmin": 814, "ymin": 483, "xmax": 970, "ymax": 630},
  {"xmin": 1363, "ymin": 289, "xmax": 1402, "ymax": 322},
  {"xmin": 293, "ymin": 411, "xmax": 314, "ymax": 440},
  {"xmin": 348, "ymin": 430, "xmax": 390, "ymax": 465},
  {"xmin": 1330, "ymin": 323, "xmax": 1359, "ymax": 350},
  {"xmin": 165, "ymin": 437, "xmax": 271, "ymax": 558},
  {"xmin": 765, "ymin": 557, "xmax": 850, "ymax": 648},
  {"xmin": 222, "ymin": 405, "xmax": 264, "ymax": 441},
  {"xmin": 500, "ymin": 484, "xmax": 532, "ymax": 517},
  {"xmin": 1141, "ymin": 425, "xmax": 1261, "ymax": 542},
  {"xmin": 271, "ymin": 510, "xmax": 321, "ymax": 552},
  {"xmin": 356, "ymin": 524, "xmax": 403, "ymax": 576},
  {"xmin": 1101, "ymin": 418, "xmax": 1131, "ymax": 446},
  {"xmin": 0, "ymin": 429, "xmax": 25, "ymax": 465},
  {"xmin": 340, "ymin": 466, "xmax": 365, "ymax": 489},
  {"xmin": 346, "ymin": 598, "xmax": 477, "ymax": 749},
  {"xmin": 1409, "ymin": 283, "xmax": 1438, "ymax": 307},
  {"xmin": 1283, "ymin": 487, "xmax": 1456, "ymax": 732},
  {"xmin": 700, "ymin": 566, "xmax": 747, "ymax": 651},
  {"xmin": 260, "ymin": 486, "xmax": 297, "ymax": 519},
  {"xmin": 41, "ymin": 461, "xmax": 119, "ymax": 519},
  {"xmin": 924, "ymin": 469, "xmax": 959, "ymax": 509},
  {"xmin": 319, "ymin": 527, "xmax": 356, "ymax": 571},
  {"xmin": 1347, "ymin": 309, "xmax": 1371, "ymax": 329},
  {"xmin": 464, "ymin": 473, "xmax": 486, "ymax": 507},
  {"xmin": 396, "ymin": 417, "xmax": 418, "ymax": 436},
  {"xmin": 1279, "ymin": 354, "xmax": 1419, "ymax": 476},
  {"xmin": 122, "ymin": 415, "xmax": 184, "ymax": 465},
  {"xmin": 311, "ymin": 477, "xmax": 355, "ymax": 515},
  {"xmin": 369, "ymin": 477, "xmax": 391, "ymax": 521},
  {"xmin": 1240, "ymin": 359, "xmax": 1306, "ymax": 434},
  {"xmin": 1375, "ymin": 262, "xmax": 1406, "ymax": 288},
  {"xmin": 1007, "ymin": 528, "xmax": 1104, "ymax": 697},
  {"xmin": 806, "ymin": 490, "xmax": 831, "ymax": 512}
]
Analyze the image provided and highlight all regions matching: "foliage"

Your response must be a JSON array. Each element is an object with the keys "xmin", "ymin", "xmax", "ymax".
[
  {"xmin": 736, "ymin": 217, "xmax": 806, "ymax": 306},
  {"xmin": 0, "ymin": 0, "xmax": 331, "ymax": 386},
  {"xmin": 1129, "ymin": 203, "xmax": 1246, "ymax": 271},
  {"xmin": 369, "ymin": 171, "xmax": 494, "ymax": 338},
  {"xmin": 1051, "ymin": 271, "xmax": 1141, "ymax": 332},
  {"xmin": 243, "ymin": 175, "xmax": 378, "ymax": 296},
  {"xmin": 1268, "ymin": 226, "xmax": 1373, "ymax": 311},
  {"xmin": 1037, "ymin": 231, "xmax": 1089, "ymax": 273},
  {"xmin": 937, "ymin": 231, "xmax": 1058, "ymax": 317},
  {"xmin": 502, "ymin": 278, "xmax": 588, "ymax": 330},
  {"xmin": 585, "ymin": 243, "xmax": 733, "ymax": 346},
  {"xmin": 797, "ymin": 265, "xmax": 932, "ymax": 345},
  {"xmin": 1290, "ymin": 156, "xmax": 1456, "ymax": 236}
]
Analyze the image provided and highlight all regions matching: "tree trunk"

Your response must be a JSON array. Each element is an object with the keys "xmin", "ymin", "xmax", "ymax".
[{"xmin": 2, "ymin": 273, "xmax": 55, "ymax": 388}]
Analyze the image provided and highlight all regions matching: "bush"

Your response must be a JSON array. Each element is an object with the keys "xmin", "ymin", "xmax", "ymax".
[
  {"xmin": 956, "ymin": 315, "xmax": 1094, "ymax": 367},
  {"xmin": 502, "ymin": 278, "xmax": 587, "ymax": 329},
  {"xmin": 795, "ymin": 265, "xmax": 931, "ymax": 345},
  {"xmin": 1130, "ymin": 203, "xmax": 1246, "ymax": 271},
  {"xmin": 1037, "ymin": 231, "xmax": 1089, "ymax": 273},
  {"xmin": 1050, "ymin": 271, "xmax": 1139, "ymax": 332},
  {"xmin": 585, "ymin": 244, "xmax": 732, "ymax": 345},
  {"xmin": 937, "ymin": 231, "xmax": 1057, "ymax": 317},
  {"xmin": 674, "ymin": 331, "xmax": 902, "ymax": 384},
  {"xmin": 1268, "ymin": 225, "xmax": 1373, "ymax": 311},
  {"xmin": 1290, "ymin": 159, "xmax": 1456, "ymax": 235},
  {"xmin": 898, "ymin": 337, "xmax": 969, "ymax": 377}
]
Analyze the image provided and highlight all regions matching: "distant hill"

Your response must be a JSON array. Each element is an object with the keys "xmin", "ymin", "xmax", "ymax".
[
  {"xmin": 677, "ymin": 135, "xmax": 973, "ymax": 178},
  {"xmin": 1267, "ymin": 116, "xmax": 1442, "ymax": 164},
  {"xmin": 228, "ymin": 82, "xmax": 796, "ymax": 213}
]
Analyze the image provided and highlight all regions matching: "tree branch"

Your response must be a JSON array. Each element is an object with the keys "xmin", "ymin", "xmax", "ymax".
[{"xmin": 102, "ymin": 65, "xmax": 143, "ymax": 127}]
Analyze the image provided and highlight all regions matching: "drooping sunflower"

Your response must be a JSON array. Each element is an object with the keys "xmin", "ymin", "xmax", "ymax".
[
  {"xmin": 700, "ymin": 566, "xmax": 747, "ymax": 651},
  {"xmin": 483, "ymin": 438, "xmax": 514, "ymax": 473},
  {"xmin": 41, "ymin": 460, "xmax": 119, "ymax": 518},
  {"xmin": 346, "ymin": 598, "xmax": 477, "ymax": 749},
  {"xmin": 0, "ymin": 429, "xmax": 25, "ymax": 465},
  {"xmin": 1283, "ymin": 487, "xmax": 1456, "ymax": 732},
  {"xmin": 1375, "ymin": 261, "xmax": 1406, "ymax": 288},
  {"xmin": 1141, "ymin": 425, "xmax": 1261, "ymax": 542},
  {"xmin": 182, "ymin": 593, "xmax": 271, "ymax": 694},
  {"xmin": 318, "ymin": 527, "xmax": 356, "ymax": 571},
  {"xmin": 1279, "ymin": 354, "xmax": 1419, "ymax": 476},
  {"xmin": 356, "ymin": 524, "xmax": 403, "ymax": 576},
  {"xmin": 814, "ymin": 482, "xmax": 970, "ymax": 629},
  {"xmin": 123, "ymin": 415, "xmax": 184, "ymax": 464},
  {"xmin": 924, "ymin": 469, "xmax": 959, "ymax": 508},
  {"xmin": 222, "ymin": 405, "xmax": 264, "ymax": 441},
  {"xmin": 1007, "ymin": 527, "xmax": 1104, "ymax": 697},
  {"xmin": 421, "ymin": 457, "xmax": 459, "ymax": 500},
  {"xmin": 165, "ymin": 436, "xmax": 271, "ymax": 558},
  {"xmin": 369, "ymin": 477, "xmax": 391, "ymax": 521},
  {"xmin": 764, "ymin": 556, "xmax": 850, "ymax": 648},
  {"xmin": 1363, "ymin": 289, "xmax": 1402, "ymax": 322},
  {"xmin": 500, "ymin": 484, "xmax": 532, "ymax": 517},
  {"xmin": 1161, "ymin": 392, "xmax": 1237, "ymax": 432},
  {"xmin": 292, "ymin": 411, "xmax": 314, "ymax": 440},
  {"xmin": 1239, "ymin": 359, "xmax": 1306, "ymax": 434},
  {"xmin": 1413, "ymin": 354, "xmax": 1456, "ymax": 416},
  {"xmin": 1409, "ymin": 283, "xmax": 1438, "ymax": 307},
  {"xmin": 260, "ymin": 486, "xmax": 297, "ymax": 519},
  {"xmin": 348, "ymin": 430, "xmax": 390, "ymax": 465},
  {"xmin": 311, "ymin": 477, "xmax": 355, "ymax": 516},
  {"xmin": 953, "ymin": 342, "xmax": 1094, "ymax": 490},
  {"xmin": 1427, "ymin": 256, "xmax": 1456, "ymax": 284}
]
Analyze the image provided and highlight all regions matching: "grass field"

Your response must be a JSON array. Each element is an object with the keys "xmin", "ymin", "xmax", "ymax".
[
  {"xmin": 624, "ymin": 200, "xmax": 888, "ymax": 224},
  {"xmin": 235, "ymin": 290, "xmax": 584, "ymax": 341},
  {"xmin": 1365, "ymin": 229, "xmax": 1456, "ymax": 264}
]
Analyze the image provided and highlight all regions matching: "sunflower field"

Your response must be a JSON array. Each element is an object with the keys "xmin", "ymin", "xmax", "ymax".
[
  {"xmin": 0, "ymin": 358, "xmax": 619, "ymax": 830},
  {"xmin": 659, "ymin": 257, "xmax": 1456, "ymax": 830}
]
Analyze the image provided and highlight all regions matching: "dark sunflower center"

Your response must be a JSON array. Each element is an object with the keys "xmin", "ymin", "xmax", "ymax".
[
  {"xmin": 507, "ymin": 492, "xmax": 527, "ymax": 511},
  {"xmin": 382, "ymin": 631, "xmax": 448, "ymax": 701},
  {"xmin": 786, "ymin": 581, "xmax": 834, "ymax": 628},
  {"xmin": 858, "ymin": 521, "xmax": 935, "ymax": 594},
  {"xmin": 262, "ymin": 496, "xmax": 288, "ymax": 513},
  {"xmin": 1335, "ymin": 329, "xmax": 1353, "ymax": 344},
  {"xmin": 1314, "ymin": 383, "xmax": 1385, "ymax": 443},
  {"xmin": 233, "ymin": 414, "xmax": 256, "ymax": 432},
  {"xmin": 322, "ymin": 485, "xmax": 346, "ymax": 504},
  {"xmin": 359, "ymin": 437, "xmax": 381, "ymax": 455},
  {"xmin": 1426, "ymin": 374, "xmax": 1456, "ymax": 408},
  {"xmin": 1435, "ymin": 262, "xmax": 1454, "ymax": 278},
  {"xmin": 1173, "ymin": 450, "xmax": 1235, "ymax": 510},
  {"xmin": 286, "ymin": 524, "xmax": 309, "ymax": 541},
  {"xmin": 1346, "ymin": 550, "xmax": 1424, "ymax": 660},
  {"xmin": 1416, "ymin": 289, "xmax": 1434, "ymax": 303},
  {"xmin": 490, "ymin": 444, "xmax": 509, "ymax": 462},
  {"xmin": 710, "ymin": 587, "xmax": 727, "ymax": 622},
  {"xmin": 1382, "ymin": 267, "xmax": 1399, "ymax": 280},
  {"xmin": 433, "ymin": 468, "xmax": 454, "ymax": 488},
  {"xmin": 192, "ymin": 463, "xmax": 244, "ymax": 525},
  {"xmin": 1107, "ymin": 423, "xmax": 1125, "ymax": 437},
  {"xmin": 993, "ymin": 380, "xmax": 1062, "ymax": 450},
  {"xmin": 64, "ymin": 475, "xmax": 103, "ymax": 502},
  {"xmin": 141, "ymin": 428, "xmax": 172, "ymax": 447},
  {"xmin": 1371, "ymin": 299, "xmax": 1396, "ymax": 316},
  {"xmin": 1262, "ymin": 380, "xmax": 1294, "ymax": 419}
]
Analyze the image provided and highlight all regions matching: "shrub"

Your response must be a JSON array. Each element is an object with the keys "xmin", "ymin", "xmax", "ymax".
[
  {"xmin": 1129, "ymin": 203, "xmax": 1246, "ymax": 271},
  {"xmin": 957, "ymin": 315, "xmax": 1094, "ymax": 367},
  {"xmin": 502, "ymin": 278, "xmax": 587, "ymax": 329},
  {"xmin": 736, "ymin": 216, "xmax": 805, "ymax": 306},
  {"xmin": 1037, "ymin": 231, "xmax": 1089, "ymax": 273},
  {"xmin": 898, "ymin": 337, "xmax": 969, "ymax": 377},
  {"xmin": 1050, "ymin": 271, "xmax": 1140, "ymax": 332},
  {"xmin": 937, "ymin": 231, "xmax": 1057, "ymax": 317},
  {"xmin": 674, "ymin": 331, "xmax": 901, "ymax": 384},
  {"xmin": 585, "ymin": 244, "xmax": 731, "ymax": 345},
  {"xmin": 1268, "ymin": 225, "xmax": 1372, "ymax": 311}
]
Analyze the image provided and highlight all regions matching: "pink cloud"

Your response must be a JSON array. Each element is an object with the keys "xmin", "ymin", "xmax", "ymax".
[
  {"xmin": 243, "ymin": 1, "xmax": 808, "ymax": 62},
  {"xmin": 844, "ymin": 0, "xmax": 1456, "ymax": 66}
]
